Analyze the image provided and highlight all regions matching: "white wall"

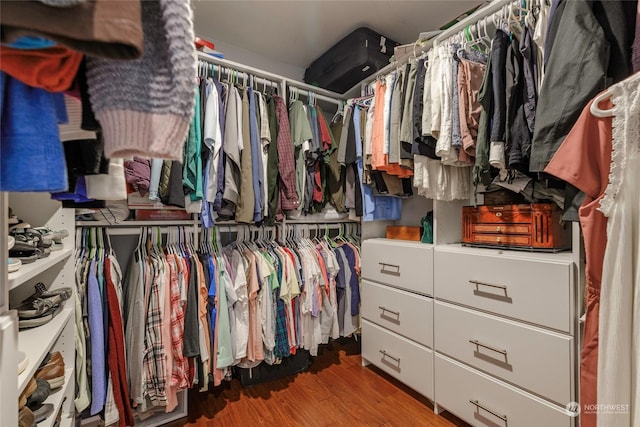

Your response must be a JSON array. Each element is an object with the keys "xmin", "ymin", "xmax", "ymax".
[{"xmin": 205, "ymin": 39, "xmax": 306, "ymax": 81}]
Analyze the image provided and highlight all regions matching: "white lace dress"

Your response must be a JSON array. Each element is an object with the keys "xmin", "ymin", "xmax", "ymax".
[{"xmin": 597, "ymin": 76, "xmax": 640, "ymax": 427}]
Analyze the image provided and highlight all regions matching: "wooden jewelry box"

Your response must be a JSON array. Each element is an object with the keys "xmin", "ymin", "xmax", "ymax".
[{"xmin": 462, "ymin": 203, "xmax": 571, "ymax": 252}]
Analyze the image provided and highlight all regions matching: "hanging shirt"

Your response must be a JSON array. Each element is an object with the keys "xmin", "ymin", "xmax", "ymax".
[
  {"xmin": 248, "ymin": 85, "xmax": 263, "ymax": 222},
  {"xmin": 204, "ymin": 78, "xmax": 222, "ymax": 204}
]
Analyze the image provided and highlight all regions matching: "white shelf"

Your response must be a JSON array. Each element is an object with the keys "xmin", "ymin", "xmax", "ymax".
[
  {"xmin": 76, "ymin": 220, "xmax": 197, "ymax": 227},
  {"xmin": 40, "ymin": 367, "xmax": 74, "ymax": 427},
  {"xmin": 8, "ymin": 248, "xmax": 72, "ymax": 291},
  {"xmin": 17, "ymin": 307, "xmax": 73, "ymax": 395},
  {"xmin": 436, "ymin": 243, "xmax": 575, "ymax": 263}
]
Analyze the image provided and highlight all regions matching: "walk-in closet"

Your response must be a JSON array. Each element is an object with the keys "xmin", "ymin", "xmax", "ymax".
[{"xmin": 1, "ymin": 1, "xmax": 639, "ymax": 426}]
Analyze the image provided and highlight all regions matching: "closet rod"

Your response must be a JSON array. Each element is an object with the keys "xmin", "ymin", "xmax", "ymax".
[
  {"xmin": 287, "ymin": 86, "xmax": 343, "ymax": 107},
  {"xmin": 200, "ymin": 61, "xmax": 280, "ymax": 89},
  {"xmin": 432, "ymin": 0, "xmax": 513, "ymax": 44},
  {"xmin": 356, "ymin": 0, "xmax": 513, "ymax": 95},
  {"xmin": 197, "ymin": 52, "xmax": 286, "ymax": 85},
  {"xmin": 284, "ymin": 80, "xmax": 344, "ymax": 103}
]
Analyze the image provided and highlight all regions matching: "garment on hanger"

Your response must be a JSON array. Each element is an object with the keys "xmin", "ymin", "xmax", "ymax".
[
  {"xmin": 544, "ymin": 97, "xmax": 614, "ymax": 427},
  {"xmin": 530, "ymin": 0, "xmax": 637, "ymax": 172},
  {"xmin": 593, "ymin": 76, "xmax": 640, "ymax": 427}
]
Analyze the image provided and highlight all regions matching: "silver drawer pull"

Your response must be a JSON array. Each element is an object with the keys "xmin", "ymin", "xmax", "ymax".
[
  {"xmin": 469, "ymin": 339, "xmax": 508, "ymax": 357},
  {"xmin": 379, "ymin": 350, "xmax": 400, "ymax": 364},
  {"xmin": 469, "ymin": 400, "xmax": 508, "ymax": 423},
  {"xmin": 469, "ymin": 280, "xmax": 507, "ymax": 291},
  {"xmin": 379, "ymin": 262, "xmax": 400, "ymax": 276},
  {"xmin": 378, "ymin": 306, "xmax": 400, "ymax": 317}
]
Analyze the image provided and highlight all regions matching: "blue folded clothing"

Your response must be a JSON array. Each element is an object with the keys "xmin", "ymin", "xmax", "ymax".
[{"xmin": 0, "ymin": 72, "xmax": 68, "ymax": 192}]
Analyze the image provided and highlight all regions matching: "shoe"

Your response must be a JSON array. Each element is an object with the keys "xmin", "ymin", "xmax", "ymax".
[
  {"xmin": 18, "ymin": 305, "xmax": 62, "ymax": 330},
  {"xmin": 8, "ymin": 257, "xmax": 22, "ymax": 273},
  {"xmin": 32, "ymin": 283, "xmax": 73, "ymax": 301},
  {"xmin": 8, "ymin": 235, "xmax": 15, "ymax": 250},
  {"xmin": 36, "ymin": 363, "xmax": 65, "ymax": 389},
  {"xmin": 32, "ymin": 403, "xmax": 53, "ymax": 423},
  {"xmin": 16, "ymin": 283, "xmax": 71, "ymax": 319},
  {"xmin": 19, "ymin": 377, "xmax": 37, "ymax": 409},
  {"xmin": 26, "ymin": 379, "xmax": 51, "ymax": 410},
  {"xmin": 18, "ymin": 351, "xmax": 29, "ymax": 375},
  {"xmin": 18, "ymin": 406, "xmax": 35, "ymax": 427},
  {"xmin": 40, "ymin": 351, "xmax": 64, "ymax": 370}
]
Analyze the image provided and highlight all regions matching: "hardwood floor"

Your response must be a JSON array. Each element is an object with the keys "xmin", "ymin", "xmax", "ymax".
[{"xmin": 166, "ymin": 339, "xmax": 469, "ymax": 427}]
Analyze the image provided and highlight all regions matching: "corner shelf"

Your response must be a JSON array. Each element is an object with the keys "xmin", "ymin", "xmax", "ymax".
[
  {"xmin": 17, "ymin": 307, "xmax": 73, "ymax": 395},
  {"xmin": 40, "ymin": 367, "xmax": 74, "ymax": 427},
  {"xmin": 9, "ymin": 248, "xmax": 72, "ymax": 291}
]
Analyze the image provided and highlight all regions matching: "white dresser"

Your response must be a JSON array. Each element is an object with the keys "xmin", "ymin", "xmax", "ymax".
[
  {"xmin": 360, "ymin": 237, "xmax": 579, "ymax": 426},
  {"xmin": 433, "ymin": 244, "xmax": 578, "ymax": 426},
  {"xmin": 360, "ymin": 238, "xmax": 435, "ymax": 401}
]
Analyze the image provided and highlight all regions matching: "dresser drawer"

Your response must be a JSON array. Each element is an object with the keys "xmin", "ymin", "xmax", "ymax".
[
  {"xmin": 361, "ymin": 280, "xmax": 433, "ymax": 348},
  {"xmin": 435, "ymin": 355, "xmax": 573, "ymax": 427},
  {"xmin": 434, "ymin": 302, "xmax": 573, "ymax": 405},
  {"xmin": 362, "ymin": 320, "xmax": 433, "ymax": 399},
  {"xmin": 434, "ymin": 247, "xmax": 574, "ymax": 332},
  {"xmin": 362, "ymin": 239, "xmax": 433, "ymax": 296}
]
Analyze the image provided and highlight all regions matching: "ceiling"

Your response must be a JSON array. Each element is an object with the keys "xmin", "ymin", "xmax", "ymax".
[{"xmin": 192, "ymin": 1, "xmax": 483, "ymax": 76}]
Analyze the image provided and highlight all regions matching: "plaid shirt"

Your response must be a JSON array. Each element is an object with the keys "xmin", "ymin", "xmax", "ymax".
[
  {"xmin": 274, "ymin": 96, "xmax": 299, "ymax": 211},
  {"xmin": 143, "ymin": 257, "xmax": 167, "ymax": 407},
  {"xmin": 167, "ymin": 255, "xmax": 189, "ymax": 389}
]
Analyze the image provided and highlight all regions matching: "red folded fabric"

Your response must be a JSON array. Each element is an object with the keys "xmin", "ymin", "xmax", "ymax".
[{"xmin": 1, "ymin": 45, "xmax": 83, "ymax": 92}]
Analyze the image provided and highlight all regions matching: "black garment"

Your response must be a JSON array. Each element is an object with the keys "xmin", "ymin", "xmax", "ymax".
[
  {"xmin": 520, "ymin": 27, "xmax": 538, "ymax": 135},
  {"xmin": 265, "ymin": 95, "xmax": 279, "ymax": 226},
  {"xmin": 490, "ymin": 30, "xmax": 509, "ymax": 144},
  {"xmin": 327, "ymin": 120, "xmax": 346, "ymax": 212},
  {"xmin": 505, "ymin": 37, "xmax": 531, "ymax": 171},
  {"xmin": 162, "ymin": 160, "xmax": 185, "ymax": 208},
  {"xmin": 63, "ymin": 135, "xmax": 109, "ymax": 190},
  {"xmin": 76, "ymin": 58, "xmax": 100, "ymax": 132},
  {"xmin": 473, "ymin": 38, "xmax": 495, "ymax": 188},
  {"xmin": 530, "ymin": 0, "xmax": 637, "ymax": 172},
  {"xmin": 182, "ymin": 256, "xmax": 200, "ymax": 358}
]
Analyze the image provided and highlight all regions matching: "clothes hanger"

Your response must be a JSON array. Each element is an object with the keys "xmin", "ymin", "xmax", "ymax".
[{"xmin": 590, "ymin": 72, "xmax": 640, "ymax": 117}]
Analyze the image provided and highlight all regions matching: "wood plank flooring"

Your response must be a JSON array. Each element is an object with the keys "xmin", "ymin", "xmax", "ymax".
[{"xmin": 166, "ymin": 339, "xmax": 469, "ymax": 427}]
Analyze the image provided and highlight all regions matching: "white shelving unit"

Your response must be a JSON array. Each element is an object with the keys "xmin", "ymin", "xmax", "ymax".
[
  {"xmin": 17, "ymin": 307, "xmax": 73, "ymax": 394},
  {"xmin": 40, "ymin": 367, "xmax": 74, "ymax": 427},
  {"xmin": 4, "ymin": 193, "xmax": 76, "ymax": 426},
  {"xmin": 8, "ymin": 248, "xmax": 72, "ymax": 291}
]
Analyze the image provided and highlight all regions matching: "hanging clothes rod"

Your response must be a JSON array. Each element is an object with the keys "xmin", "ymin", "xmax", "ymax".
[
  {"xmin": 285, "ymin": 80, "xmax": 344, "ymax": 102},
  {"xmin": 197, "ymin": 52, "xmax": 286, "ymax": 85},
  {"xmin": 357, "ymin": 0, "xmax": 516, "ymax": 95},
  {"xmin": 432, "ymin": 0, "xmax": 513, "ymax": 44},
  {"xmin": 287, "ymin": 86, "xmax": 343, "ymax": 106},
  {"xmin": 198, "ymin": 60, "xmax": 280, "ymax": 89}
]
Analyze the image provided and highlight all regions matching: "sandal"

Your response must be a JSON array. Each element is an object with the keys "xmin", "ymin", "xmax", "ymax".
[
  {"xmin": 32, "ymin": 283, "xmax": 72, "ymax": 301},
  {"xmin": 18, "ymin": 304, "xmax": 62, "ymax": 330}
]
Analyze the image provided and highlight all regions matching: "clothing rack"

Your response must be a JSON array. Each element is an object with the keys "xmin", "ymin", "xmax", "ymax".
[
  {"xmin": 286, "ymin": 82, "xmax": 344, "ymax": 107},
  {"xmin": 198, "ymin": 59, "xmax": 281, "ymax": 90},
  {"xmin": 357, "ymin": 0, "xmax": 520, "ymax": 95},
  {"xmin": 197, "ymin": 52, "xmax": 287, "ymax": 95}
]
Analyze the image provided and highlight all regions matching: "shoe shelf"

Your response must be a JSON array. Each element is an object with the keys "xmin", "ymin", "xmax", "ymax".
[
  {"xmin": 8, "ymin": 248, "xmax": 73, "ymax": 291},
  {"xmin": 40, "ymin": 367, "xmax": 74, "ymax": 427},
  {"xmin": 17, "ymin": 307, "xmax": 73, "ymax": 395}
]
